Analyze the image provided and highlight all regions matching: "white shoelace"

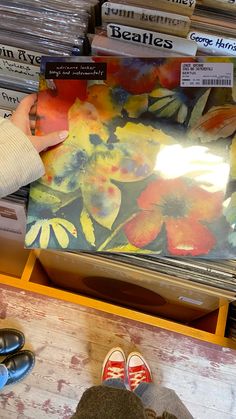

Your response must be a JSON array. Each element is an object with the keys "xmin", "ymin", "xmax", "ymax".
[
  {"xmin": 129, "ymin": 370, "xmax": 146, "ymax": 388},
  {"xmin": 106, "ymin": 366, "xmax": 124, "ymax": 379}
]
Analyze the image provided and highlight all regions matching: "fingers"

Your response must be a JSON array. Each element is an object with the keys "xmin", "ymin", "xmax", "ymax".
[
  {"xmin": 11, "ymin": 94, "xmax": 37, "ymax": 121},
  {"xmin": 29, "ymin": 101, "xmax": 38, "ymax": 133},
  {"xmin": 11, "ymin": 93, "xmax": 68, "ymax": 153},
  {"xmin": 17, "ymin": 93, "xmax": 37, "ymax": 114},
  {"xmin": 29, "ymin": 103, "xmax": 37, "ymax": 117},
  {"xmin": 29, "ymin": 130, "xmax": 69, "ymax": 153},
  {"xmin": 11, "ymin": 93, "xmax": 38, "ymax": 134},
  {"xmin": 30, "ymin": 119, "xmax": 36, "ymax": 132}
]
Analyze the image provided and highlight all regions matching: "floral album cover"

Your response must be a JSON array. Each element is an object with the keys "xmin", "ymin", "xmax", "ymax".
[{"xmin": 26, "ymin": 56, "xmax": 236, "ymax": 257}]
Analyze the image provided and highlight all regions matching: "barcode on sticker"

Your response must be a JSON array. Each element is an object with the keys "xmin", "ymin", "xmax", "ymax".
[
  {"xmin": 180, "ymin": 62, "xmax": 233, "ymax": 87},
  {"xmin": 202, "ymin": 79, "xmax": 232, "ymax": 86}
]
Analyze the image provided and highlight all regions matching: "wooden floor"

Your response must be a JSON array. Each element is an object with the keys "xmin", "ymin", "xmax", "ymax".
[{"xmin": 0, "ymin": 285, "xmax": 235, "ymax": 419}]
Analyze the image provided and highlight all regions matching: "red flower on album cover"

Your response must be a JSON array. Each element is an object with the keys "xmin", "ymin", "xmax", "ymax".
[{"xmin": 124, "ymin": 178, "xmax": 223, "ymax": 255}]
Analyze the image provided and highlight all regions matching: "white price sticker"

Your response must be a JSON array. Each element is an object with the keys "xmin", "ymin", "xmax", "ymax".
[{"xmin": 180, "ymin": 62, "xmax": 233, "ymax": 87}]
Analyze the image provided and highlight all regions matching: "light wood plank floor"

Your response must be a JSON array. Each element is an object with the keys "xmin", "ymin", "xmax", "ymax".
[{"xmin": 0, "ymin": 284, "xmax": 235, "ymax": 419}]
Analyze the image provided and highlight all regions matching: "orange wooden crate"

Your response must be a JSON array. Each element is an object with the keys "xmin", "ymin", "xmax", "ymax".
[{"xmin": 0, "ymin": 242, "xmax": 235, "ymax": 349}]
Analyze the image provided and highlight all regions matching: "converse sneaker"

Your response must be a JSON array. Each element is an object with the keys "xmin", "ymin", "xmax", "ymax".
[
  {"xmin": 127, "ymin": 352, "xmax": 152, "ymax": 391},
  {"xmin": 101, "ymin": 347, "xmax": 126, "ymax": 383}
]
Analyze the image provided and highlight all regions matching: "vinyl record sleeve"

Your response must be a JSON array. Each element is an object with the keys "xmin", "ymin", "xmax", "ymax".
[{"xmin": 26, "ymin": 56, "xmax": 236, "ymax": 258}]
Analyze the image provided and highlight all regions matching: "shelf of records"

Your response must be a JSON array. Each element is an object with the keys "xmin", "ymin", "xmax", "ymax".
[
  {"xmin": 1, "ymin": 1, "xmax": 236, "ymax": 348},
  {"xmin": 0, "ymin": 195, "xmax": 236, "ymax": 349}
]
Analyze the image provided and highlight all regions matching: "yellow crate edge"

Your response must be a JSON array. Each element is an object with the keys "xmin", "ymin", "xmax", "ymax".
[{"xmin": 0, "ymin": 274, "xmax": 235, "ymax": 350}]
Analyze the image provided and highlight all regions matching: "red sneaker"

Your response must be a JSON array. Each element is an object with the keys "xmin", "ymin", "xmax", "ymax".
[
  {"xmin": 101, "ymin": 347, "xmax": 126, "ymax": 383},
  {"xmin": 127, "ymin": 352, "xmax": 152, "ymax": 391}
]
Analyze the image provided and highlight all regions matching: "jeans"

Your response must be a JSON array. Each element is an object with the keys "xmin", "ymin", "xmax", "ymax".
[
  {"xmin": 104, "ymin": 379, "xmax": 155, "ymax": 408},
  {"xmin": 0, "ymin": 365, "xmax": 8, "ymax": 390}
]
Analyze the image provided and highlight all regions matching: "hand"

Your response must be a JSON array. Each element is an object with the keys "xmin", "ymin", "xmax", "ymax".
[{"xmin": 10, "ymin": 93, "xmax": 68, "ymax": 152}]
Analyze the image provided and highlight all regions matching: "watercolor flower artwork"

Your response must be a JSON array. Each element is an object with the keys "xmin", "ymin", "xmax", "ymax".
[{"xmin": 26, "ymin": 57, "xmax": 236, "ymax": 257}]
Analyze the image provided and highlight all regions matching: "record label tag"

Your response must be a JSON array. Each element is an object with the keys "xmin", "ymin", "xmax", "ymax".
[
  {"xmin": 181, "ymin": 62, "xmax": 233, "ymax": 87},
  {"xmin": 45, "ymin": 62, "xmax": 107, "ymax": 80}
]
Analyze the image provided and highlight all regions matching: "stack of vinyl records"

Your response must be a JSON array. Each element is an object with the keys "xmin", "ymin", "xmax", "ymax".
[
  {"xmin": 89, "ymin": 0, "xmax": 236, "ymax": 57},
  {"xmin": 0, "ymin": 0, "xmax": 101, "ymax": 116},
  {"xmin": 1, "ymin": 1, "xmax": 236, "ymax": 324},
  {"xmin": 95, "ymin": 253, "xmax": 236, "ymax": 294}
]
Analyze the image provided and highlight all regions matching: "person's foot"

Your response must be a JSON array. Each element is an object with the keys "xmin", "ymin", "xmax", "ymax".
[
  {"xmin": 0, "ymin": 329, "xmax": 25, "ymax": 356},
  {"xmin": 127, "ymin": 352, "xmax": 152, "ymax": 391},
  {"xmin": 101, "ymin": 347, "xmax": 126, "ymax": 383},
  {"xmin": 1, "ymin": 350, "xmax": 35, "ymax": 385}
]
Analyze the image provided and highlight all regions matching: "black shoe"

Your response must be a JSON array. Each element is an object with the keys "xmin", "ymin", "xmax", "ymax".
[
  {"xmin": 1, "ymin": 350, "xmax": 35, "ymax": 385},
  {"xmin": 0, "ymin": 329, "xmax": 25, "ymax": 356}
]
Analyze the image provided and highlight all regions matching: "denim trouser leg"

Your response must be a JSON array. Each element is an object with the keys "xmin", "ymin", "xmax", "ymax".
[
  {"xmin": 134, "ymin": 382, "xmax": 156, "ymax": 408},
  {"xmin": 0, "ymin": 365, "xmax": 8, "ymax": 390},
  {"xmin": 103, "ymin": 378, "xmax": 126, "ymax": 390}
]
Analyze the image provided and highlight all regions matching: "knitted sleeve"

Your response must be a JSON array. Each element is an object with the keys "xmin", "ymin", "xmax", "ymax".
[
  {"xmin": 71, "ymin": 385, "xmax": 147, "ymax": 419},
  {"xmin": 0, "ymin": 117, "xmax": 44, "ymax": 198}
]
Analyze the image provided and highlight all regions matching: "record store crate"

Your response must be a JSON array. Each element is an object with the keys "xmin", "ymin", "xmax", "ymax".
[{"xmin": 0, "ymin": 236, "xmax": 235, "ymax": 349}]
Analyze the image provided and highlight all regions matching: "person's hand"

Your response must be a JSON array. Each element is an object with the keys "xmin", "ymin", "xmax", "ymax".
[{"xmin": 10, "ymin": 93, "xmax": 68, "ymax": 152}]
